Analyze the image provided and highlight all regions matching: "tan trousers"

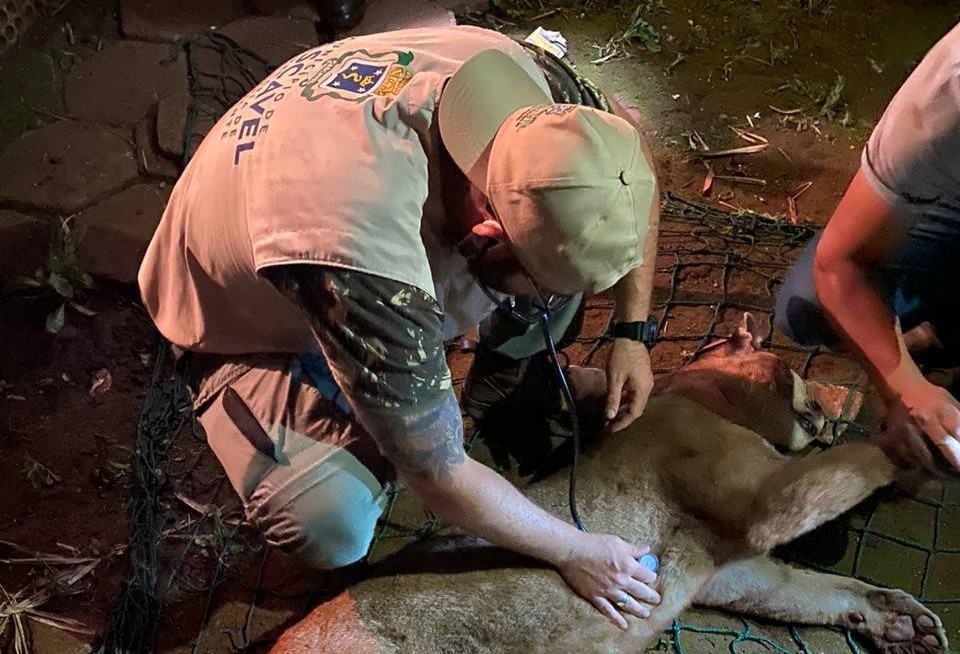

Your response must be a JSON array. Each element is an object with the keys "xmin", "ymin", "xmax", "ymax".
[{"xmin": 187, "ymin": 353, "xmax": 393, "ymax": 569}]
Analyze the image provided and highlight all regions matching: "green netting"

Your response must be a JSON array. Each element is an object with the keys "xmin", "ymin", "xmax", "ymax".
[{"xmin": 93, "ymin": 31, "xmax": 959, "ymax": 654}]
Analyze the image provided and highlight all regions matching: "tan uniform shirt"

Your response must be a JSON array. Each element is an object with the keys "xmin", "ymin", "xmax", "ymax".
[
  {"xmin": 861, "ymin": 21, "xmax": 960, "ymax": 228},
  {"xmin": 139, "ymin": 26, "xmax": 551, "ymax": 355}
]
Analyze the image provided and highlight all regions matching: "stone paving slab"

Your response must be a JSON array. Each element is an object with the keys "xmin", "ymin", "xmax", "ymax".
[
  {"xmin": 927, "ymin": 552, "xmax": 960, "ymax": 602},
  {"xmin": 65, "ymin": 40, "xmax": 188, "ymax": 126},
  {"xmin": 869, "ymin": 495, "xmax": 938, "ymax": 549},
  {"xmin": 78, "ymin": 183, "xmax": 171, "ymax": 283},
  {"xmin": 0, "ymin": 209, "xmax": 48, "ymax": 280},
  {"xmin": 0, "ymin": 46, "xmax": 67, "ymax": 151},
  {"xmin": 346, "ymin": 0, "xmax": 456, "ymax": 36},
  {"xmin": 858, "ymin": 533, "xmax": 926, "ymax": 596},
  {"xmin": 217, "ymin": 15, "xmax": 319, "ymax": 67},
  {"xmin": 120, "ymin": 0, "xmax": 245, "ymax": 42},
  {"xmin": 135, "ymin": 115, "xmax": 180, "ymax": 179},
  {"xmin": 247, "ymin": 0, "xmax": 315, "ymax": 21},
  {"xmin": 156, "ymin": 88, "xmax": 188, "ymax": 162},
  {"xmin": 0, "ymin": 120, "xmax": 139, "ymax": 214}
]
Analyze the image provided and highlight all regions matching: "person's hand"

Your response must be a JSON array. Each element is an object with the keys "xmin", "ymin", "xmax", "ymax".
[
  {"xmin": 605, "ymin": 339, "xmax": 654, "ymax": 432},
  {"xmin": 877, "ymin": 379, "xmax": 960, "ymax": 473},
  {"xmin": 556, "ymin": 532, "xmax": 661, "ymax": 630}
]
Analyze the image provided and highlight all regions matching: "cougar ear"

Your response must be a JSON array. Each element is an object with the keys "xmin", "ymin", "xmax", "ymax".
[{"xmin": 727, "ymin": 312, "xmax": 763, "ymax": 356}]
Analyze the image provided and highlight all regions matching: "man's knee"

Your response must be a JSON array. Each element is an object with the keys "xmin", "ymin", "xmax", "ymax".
[
  {"xmin": 246, "ymin": 456, "xmax": 388, "ymax": 570},
  {"xmin": 773, "ymin": 295, "xmax": 838, "ymax": 348},
  {"xmin": 773, "ymin": 233, "xmax": 839, "ymax": 348}
]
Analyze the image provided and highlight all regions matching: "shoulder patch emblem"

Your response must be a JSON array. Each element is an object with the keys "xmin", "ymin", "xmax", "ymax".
[{"xmin": 301, "ymin": 49, "xmax": 415, "ymax": 102}]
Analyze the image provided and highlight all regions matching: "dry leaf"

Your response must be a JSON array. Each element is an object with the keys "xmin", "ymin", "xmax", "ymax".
[{"xmin": 88, "ymin": 369, "xmax": 112, "ymax": 398}]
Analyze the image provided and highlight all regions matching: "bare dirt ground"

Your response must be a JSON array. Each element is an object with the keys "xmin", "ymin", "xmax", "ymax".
[{"xmin": 1, "ymin": 1, "xmax": 959, "ymax": 653}]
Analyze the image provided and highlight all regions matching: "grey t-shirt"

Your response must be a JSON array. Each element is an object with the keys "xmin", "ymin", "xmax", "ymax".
[{"xmin": 861, "ymin": 22, "xmax": 960, "ymax": 226}]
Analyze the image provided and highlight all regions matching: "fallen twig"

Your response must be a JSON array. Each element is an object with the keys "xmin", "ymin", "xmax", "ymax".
[
  {"xmin": 49, "ymin": 0, "xmax": 73, "ymax": 16},
  {"xmin": 27, "ymin": 106, "xmax": 71, "ymax": 122},
  {"xmin": 776, "ymin": 146, "xmax": 793, "ymax": 164},
  {"xmin": 590, "ymin": 50, "xmax": 621, "ymax": 65},
  {"xmin": 729, "ymin": 126, "xmax": 768, "ymax": 144},
  {"xmin": 791, "ymin": 180, "xmax": 813, "ymax": 199},
  {"xmin": 530, "ymin": 7, "xmax": 561, "ymax": 21},
  {"xmin": 713, "ymin": 175, "xmax": 767, "ymax": 187},
  {"xmin": 694, "ymin": 143, "xmax": 768, "ymax": 159},
  {"xmin": 68, "ymin": 300, "xmax": 96, "ymax": 316},
  {"xmin": 769, "ymin": 104, "xmax": 804, "ymax": 115},
  {"xmin": 717, "ymin": 200, "xmax": 745, "ymax": 213},
  {"xmin": 665, "ymin": 52, "xmax": 686, "ymax": 74},
  {"xmin": 692, "ymin": 130, "xmax": 710, "ymax": 151},
  {"xmin": 786, "ymin": 181, "xmax": 813, "ymax": 224}
]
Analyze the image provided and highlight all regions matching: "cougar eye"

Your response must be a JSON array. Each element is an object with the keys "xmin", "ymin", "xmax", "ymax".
[{"xmin": 796, "ymin": 413, "xmax": 817, "ymax": 436}]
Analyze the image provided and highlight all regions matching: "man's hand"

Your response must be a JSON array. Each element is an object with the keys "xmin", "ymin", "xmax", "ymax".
[
  {"xmin": 878, "ymin": 379, "xmax": 960, "ymax": 472},
  {"xmin": 604, "ymin": 338, "xmax": 654, "ymax": 432},
  {"xmin": 556, "ymin": 532, "xmax": 661, "ymax": 630}
]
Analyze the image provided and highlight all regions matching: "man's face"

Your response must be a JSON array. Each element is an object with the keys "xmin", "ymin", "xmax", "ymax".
[
  {"xmin": 448, "ymin": 179, "xmax": 539, "ymax": 298},
  {"xmin": 455, "ymin": 183, "xmax": 576, "ymax": 326},
  {"xmin": 439, "ymin": 147, "xmax": 568, "ymax": 301}
]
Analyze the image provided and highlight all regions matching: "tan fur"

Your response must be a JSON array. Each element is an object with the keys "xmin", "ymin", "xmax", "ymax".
[{"xmin": 269, "ymin": 315, "xmax": 947, "ymax": 654}]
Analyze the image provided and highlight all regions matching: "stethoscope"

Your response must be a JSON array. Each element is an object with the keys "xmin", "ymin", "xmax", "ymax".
[
  {"xmin": 458, "ymin": 230, "xmax": 590, "ymax": 533},
  {"xmin": 460, "ymin": 230, "xmax": 660, "ymax": 574}
]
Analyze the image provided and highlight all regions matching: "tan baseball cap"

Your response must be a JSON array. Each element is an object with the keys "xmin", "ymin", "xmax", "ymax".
[{"xmin": 438, "ymin": 49, "xmax": 657, "ymax": 295}]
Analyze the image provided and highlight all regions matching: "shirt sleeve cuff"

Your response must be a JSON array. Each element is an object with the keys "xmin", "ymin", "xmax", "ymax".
[{"xmin": 859, "ymin": 146, "xmax": 910, "ymax": 212}]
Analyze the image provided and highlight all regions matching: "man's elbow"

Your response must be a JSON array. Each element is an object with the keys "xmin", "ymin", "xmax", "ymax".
[
  {"xmin": 812, "ymin": 238, "xmax": 860, "ymax": 296},
  {"xmin": 395, "ymin": 458, "xmax": 471, "ymax": 512}
]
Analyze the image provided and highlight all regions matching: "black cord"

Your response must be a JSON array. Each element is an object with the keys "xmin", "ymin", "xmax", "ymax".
[{"xmin": 538, "ymin": 313, "xmax": 587, "ymax": 533}]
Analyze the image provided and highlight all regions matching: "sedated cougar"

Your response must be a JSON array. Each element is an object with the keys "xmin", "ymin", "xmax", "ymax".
[{"xmin": 268, "ymin": 313, "xmax": 948, "ymax": 654}]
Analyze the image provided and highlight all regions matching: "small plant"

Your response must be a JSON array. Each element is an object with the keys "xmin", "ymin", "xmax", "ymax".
[
  {"xmin": 818, "ymin": 74, "xmax": 844, "ymax": 115},
  {"xmin": 487, "ymin": 0, "xmax": 534, "ymax": 18},
  {"xmin": 9, "ymin": 216, "xmax": 93, "ymax": 334},
  {"xmin": 782, "ymin": 73, "xmax": 851, "ymax": 125},
  {"xmin": 20, "ymin": 454, "xmax": 61, "ymax": 489},
  {"xmin": 622, "ymin": 6, "xmax": 662, "ymax": 53},
  {"xmin": 798, "ymin": 0, "xmax": 835, "ymax": 16}
]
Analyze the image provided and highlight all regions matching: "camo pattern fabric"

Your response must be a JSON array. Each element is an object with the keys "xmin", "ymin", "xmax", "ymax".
[{"xmin": 300, "ymin": 268, "xmax": 453, "ymax": 417}]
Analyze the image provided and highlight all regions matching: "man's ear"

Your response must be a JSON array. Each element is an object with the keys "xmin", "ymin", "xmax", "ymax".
[{"xmin": 472, "ymin": 219, "xmax": 506, "ymax": 241}]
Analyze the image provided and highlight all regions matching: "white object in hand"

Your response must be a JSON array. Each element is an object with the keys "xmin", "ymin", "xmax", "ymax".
[{"xmin": 638, "ymin": 553, "xmax": 659, "ymax": 573}]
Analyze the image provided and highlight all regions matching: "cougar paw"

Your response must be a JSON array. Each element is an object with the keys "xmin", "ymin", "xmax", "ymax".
[{"xmin": 852, "ymin": 589, "xmax": 947, "ymax": 653}]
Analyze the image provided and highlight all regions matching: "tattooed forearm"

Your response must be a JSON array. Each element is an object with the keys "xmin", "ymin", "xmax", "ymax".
[
  {"xmin": 364, "ymin": 392, "xmax": 466, "ymax": 481},
  {"xmin": 262, "ymin": 264, "xmax": 463, "ymax": 479}
]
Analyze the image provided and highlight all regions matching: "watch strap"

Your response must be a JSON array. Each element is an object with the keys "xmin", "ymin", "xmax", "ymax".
[{"xmin": 610, "ymin": 317, "xmax": 660, "ymax": 346}]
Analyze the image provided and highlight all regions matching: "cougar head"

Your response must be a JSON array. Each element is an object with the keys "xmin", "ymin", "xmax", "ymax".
[{"xmin": 659, "ymin": 313, "xmax": 827, "ymax": 452}]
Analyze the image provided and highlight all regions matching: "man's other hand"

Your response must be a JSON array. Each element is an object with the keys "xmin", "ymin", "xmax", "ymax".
[
  {"xmin": 876, "ymin": 380, "xmax": 960, "ymax": 473},
  {"xmin": 604, "ymin": 339, "xmax": 654, "ymax": 432}
]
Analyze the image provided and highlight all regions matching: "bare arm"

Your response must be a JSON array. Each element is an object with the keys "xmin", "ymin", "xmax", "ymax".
[
  {"xmin": 603, "ymin": 93, "xmax": 661, "ymax": 430},
  {"xmin": 264, "ymin": 265, "xmax": 660, "ymax": 628},
  {"xmin": 813, "ymin": 168, "xmax": 913, "ymax": 395},
  {"xmin": 814, "ymin": 169, "xmax": 960, "ymax": 470}
]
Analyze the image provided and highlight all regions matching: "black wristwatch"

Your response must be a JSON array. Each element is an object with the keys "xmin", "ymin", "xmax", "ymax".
[{"xmin": 610, "ymin": 316, "xmax": 660, "ymax": 347}]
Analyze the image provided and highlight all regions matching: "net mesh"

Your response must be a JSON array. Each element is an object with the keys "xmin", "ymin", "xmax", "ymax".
[
  {"xmin": 0, "ymin": 0, "xmax": 58, "ymax": 56},
  {"xmin": 93, "ymin": 31, "xmax": 959, "ymax": 654}
]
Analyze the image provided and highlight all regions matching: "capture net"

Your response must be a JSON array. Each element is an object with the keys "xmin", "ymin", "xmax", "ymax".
[
  {"xmin": 92, "ymin": 30, "xmax": 958, "ymax": 654},
  {"xmin": 0, "ymin": 0, "xmax": 51, "ymax": 55}
]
